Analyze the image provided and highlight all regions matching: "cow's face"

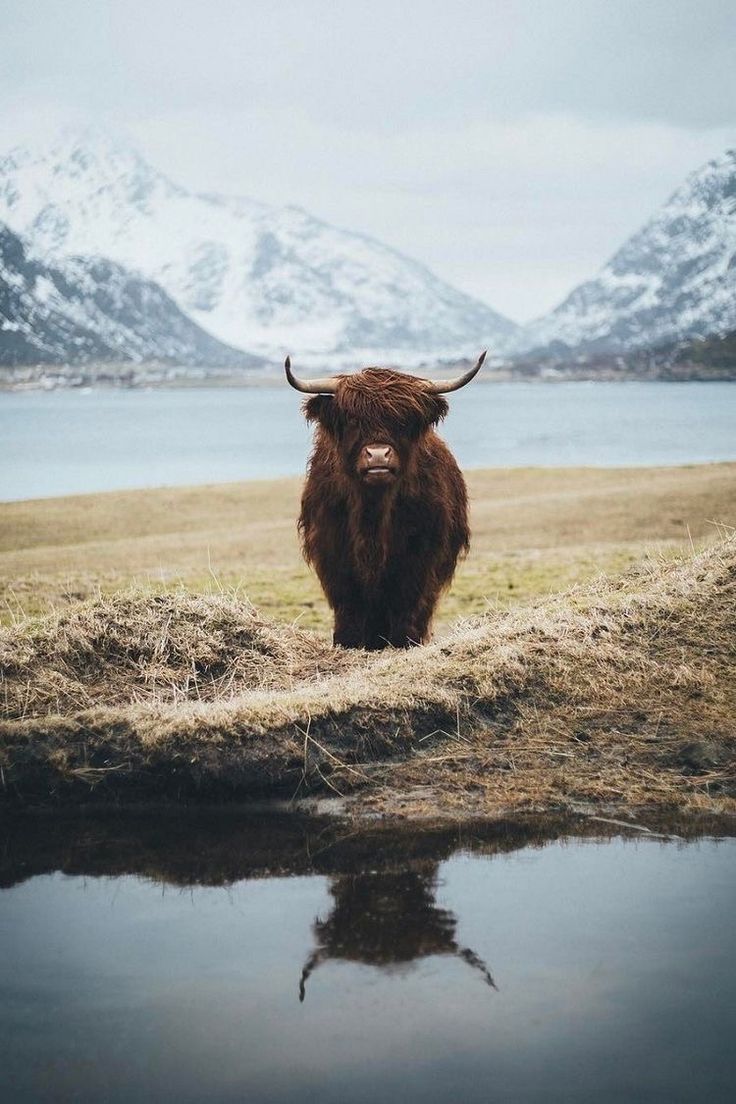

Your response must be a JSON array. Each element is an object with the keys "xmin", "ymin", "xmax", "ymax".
[{"xmin": 304, "ymin": 370, "xmax": 449, "ymax": 488}]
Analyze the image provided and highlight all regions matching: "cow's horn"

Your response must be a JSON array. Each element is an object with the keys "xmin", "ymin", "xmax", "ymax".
[
  {"xmin": 427, "ymin": 351, "xmax": 486, "ymax": 394},
  {"xmin": 284, "ymin": 356, "xmax": 339, "ymax": 394}
]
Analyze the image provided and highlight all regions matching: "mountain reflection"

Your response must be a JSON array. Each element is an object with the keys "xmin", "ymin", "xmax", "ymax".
[{"xmin": 299, "ymin": 864, "xmax": 495, "ymax": 1000}]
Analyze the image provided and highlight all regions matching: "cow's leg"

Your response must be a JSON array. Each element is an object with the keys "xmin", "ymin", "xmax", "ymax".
[
  {"xmin": 316, "ymin": 562, "xmax": 367, "ymax": 648},
  {"xmin": 357, "ymin": 596, "xmax": 432, "ymax": 650},
  {"xmin": 381, "ymin": 569, "xmax": 438, "ymax": 648},
  {"xmin": 332, "ymin": 604, "xmax": 368, "ymax": 649},
  {"xmin": 362, "ymin": 601, "xmax": 398, "ymax": 650},
  {"xmin": 386, "ymin": 601, "xmax": 434, "ymax": 648}
]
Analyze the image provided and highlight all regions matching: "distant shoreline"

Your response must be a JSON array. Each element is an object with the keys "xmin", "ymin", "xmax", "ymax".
[{"xmin": 2, "ymin": 362, "xmax": 735, "ymax": 392}]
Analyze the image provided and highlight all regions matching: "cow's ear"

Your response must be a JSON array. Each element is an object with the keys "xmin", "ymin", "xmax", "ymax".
[
  {"xmin": 304, "ymin": 395, "xmax": 338, "ymax": 431},
  {"xmin": 423, "ymin": 394, "xmax": 449, "ymax": 426}
]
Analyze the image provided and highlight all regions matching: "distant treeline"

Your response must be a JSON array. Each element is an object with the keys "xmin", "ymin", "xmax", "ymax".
[{"xmin": 506, "ymin": 329, "xmax": 736, "ymax": 382}]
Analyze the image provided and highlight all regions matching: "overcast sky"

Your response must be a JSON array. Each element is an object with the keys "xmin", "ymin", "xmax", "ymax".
[{"xmin": 2, "ymin": 0, "xmax": 735, "ymax": 321}]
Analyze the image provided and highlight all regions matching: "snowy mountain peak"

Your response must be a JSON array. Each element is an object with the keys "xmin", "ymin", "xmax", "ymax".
[
  {"xmin": 0, "ymin": 129, "xmax": 516, "ymax": 366},
  {"xmin": 518, "ymin": 147, "xmax": 736, "ymax": 353},
  {"xmin": 0, "ymin": 126, "xmax": 204, "ymax": 254}
]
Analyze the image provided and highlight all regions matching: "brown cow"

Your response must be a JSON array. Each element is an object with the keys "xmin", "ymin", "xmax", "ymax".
[{"xmin": 286, "ymin": 352, "xmax": 485, "ymax": 649}]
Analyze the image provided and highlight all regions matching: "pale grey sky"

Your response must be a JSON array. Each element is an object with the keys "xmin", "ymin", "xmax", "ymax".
[{"xmin": 2, "ymin": 0, "xmax": 734, "ymax": 321}]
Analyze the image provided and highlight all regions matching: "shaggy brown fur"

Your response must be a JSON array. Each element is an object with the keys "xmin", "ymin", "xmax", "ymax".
[{"xmin": 298, "ymin": 369, "xmax": 470, "ymax": 649}]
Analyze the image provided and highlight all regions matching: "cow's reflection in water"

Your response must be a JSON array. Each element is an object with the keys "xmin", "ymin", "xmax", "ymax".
[{"xmin": 299, "ymin": 864, "xmax": 495, "ymax": 1000}]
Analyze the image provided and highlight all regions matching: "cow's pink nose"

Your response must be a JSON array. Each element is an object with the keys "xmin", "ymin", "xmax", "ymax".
[{"xmin": 364, "ymin": 445, "xmax": 393, "ymax": 467}]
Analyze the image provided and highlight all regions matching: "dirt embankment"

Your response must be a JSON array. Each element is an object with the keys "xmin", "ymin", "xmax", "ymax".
[{"xmin": 1, "ymin": 536, "xmax": 734, "ymax": 819}]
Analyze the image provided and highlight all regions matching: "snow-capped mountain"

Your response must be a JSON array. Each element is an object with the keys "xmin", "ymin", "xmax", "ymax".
[
  {"xmin": 0, "ymin": 128, "xmax": 517, "ymax": 366},
  {"xmin": 518, "ymin": 149, "xmax": 736, "ymax": 353},
  {"xmin": 0, "ymin": 221, "xmax": 255, "ymax": 367}
]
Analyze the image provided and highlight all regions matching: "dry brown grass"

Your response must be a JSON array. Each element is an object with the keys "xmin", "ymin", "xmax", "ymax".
[{"xmin": 1, "ymin": 533, "xmax": 734, "ymax": 818}]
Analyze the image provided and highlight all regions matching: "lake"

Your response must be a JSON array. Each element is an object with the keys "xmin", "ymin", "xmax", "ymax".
[
  {"xmin": 1, "ymin": 812, "xmax": 734, "ymax": 1104},
  {"xmin": 1, "ymin": 381, "xmax": 735, "ymax": 500}
]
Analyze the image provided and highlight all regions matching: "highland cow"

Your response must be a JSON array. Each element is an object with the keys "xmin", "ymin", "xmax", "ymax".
[{"xmin": 286, "ymin": 352, "xmax": 485, "ymax": 649}]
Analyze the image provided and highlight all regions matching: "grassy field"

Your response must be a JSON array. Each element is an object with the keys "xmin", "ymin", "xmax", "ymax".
[
  {"xmin": 2, "ymin": 463, "xmax": 735, "ymax": 630},
  {"xmin": 1, "ymin": 463, "xmax": 735, "ymax": 819}
]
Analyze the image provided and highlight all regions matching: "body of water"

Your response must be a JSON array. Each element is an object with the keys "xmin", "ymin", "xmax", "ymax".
[
  {"xmin": 1, "ymin": 815, "xmax": 734, "ymax": 1103},
  {"xmin": 1, "ymin": 381, "xmax": 735, "ymax": 500}
]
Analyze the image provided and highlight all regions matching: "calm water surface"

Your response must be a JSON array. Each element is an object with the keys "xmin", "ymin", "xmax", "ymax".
[
  {"xmin": 1, "ymin": 381, "xmax": 735, "ymax": 500},
  {"xmin": 1, "ymin": 814, "xmax": 734, "ymax": 1103}
]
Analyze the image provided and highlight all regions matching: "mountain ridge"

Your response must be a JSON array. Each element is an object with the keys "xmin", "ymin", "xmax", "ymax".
[
  {"xmin": 516, "ymin": 148, "xmax": 736, "ymax": 354},
  {"xmin": 0, "ymin": 220, "xmax": 258, "ymax": 369},
  {"xmin": 0, "ymin": 127, "xmax": 517, "ymax": 367},
  {"xmin": 2, "ymin": 128, "xmax": 735, "ymax": 370}
]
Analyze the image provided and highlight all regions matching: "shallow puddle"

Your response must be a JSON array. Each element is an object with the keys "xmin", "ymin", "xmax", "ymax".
[{"xmin": 1, "ymin": 812, "xmax": 734, "ymax": 1103}]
